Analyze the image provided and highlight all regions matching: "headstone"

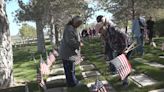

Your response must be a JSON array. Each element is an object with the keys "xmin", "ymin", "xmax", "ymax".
[
  {"xmin": 87, "ymin": 80, "xmax": 115, "ymax": 92},
  {"xmin": 159, "ymin": 56, "xmax": 164, "ymax": 59},
  {"xmin": 133, "ymin": 58, "xmax": 148, "ymax": 62},
  {"xmin": 51, "ymin": 64, "xmax": 63, "ymax": 69},
  {"xmin": 79, "ymin": 64, "xmax": 96, "ymax": 71},
  {"xmin": 82, "ymin": 71, "xmax": 101, "ymax": 78},
  {"xmin": 144, "ymin": 62, "xmax": 164, "ymax": 68},
  {"xmin": 47, "ymin": 87, "xmax": 67, "ymax": 92},
  {"xmin": 149, "ymin": 88, "xmax": 164, "ymax": 92},
  {"xmin": 49, "ymin": 68, "xmax": 65, "ymax": 76},
  {"xmin": 46, "ymin": 75, "xmax": 66, "ymax": 85},
  {"xmin": 130, "ymin": 74, "xmax": 158, "ymax": 87}
]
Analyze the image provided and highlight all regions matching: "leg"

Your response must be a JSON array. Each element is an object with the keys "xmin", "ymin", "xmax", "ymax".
[{"xmin": 62, "ymin": 60, "xmax": 77, "ymax": 87}]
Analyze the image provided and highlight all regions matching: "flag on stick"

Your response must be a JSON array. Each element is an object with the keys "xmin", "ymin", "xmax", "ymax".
[
  {"xmin": 40, "ymin": 55, "xmax": 49, "ymax": 75},
  {"xmin": 53, "ymin": 49, "xmax": 59, "ymax": 57},
  {"xmin": 109, "ymin": 54, "xmax": 132, "ymax": 80},
  {"xmin": 49, "ymin": 52, "xmax": 55, "ymax": 63},
  {"xmin": 36, "ymin": 67, "xmax": 47, "ymax": 91},
  {"xmin": 46, "ymin": 52, "xmax": 52, "ymax": 67}
]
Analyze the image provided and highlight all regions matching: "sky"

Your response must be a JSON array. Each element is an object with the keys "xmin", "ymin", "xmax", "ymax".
[{"xmin": 6, "ymin": 0, "xmax": 112, "ymax": 36}]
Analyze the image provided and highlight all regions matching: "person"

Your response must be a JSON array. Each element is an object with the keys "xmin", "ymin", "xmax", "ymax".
[
  {"xmin": 59, "ymin": 16, "xmax": 83, "ymax": 87},
  {"xmin": 95, "ymin": 16, "xmax": 129, "ymax": 87},
  {"xmin": 146, "ymin": 16, "xmax": 155, "ymax": 44},
  {"xmin": 81, "ymin": 29, "xmax": 88, "ymax": 38},
  {"xmin": 132, "ymin": 15, "xmax": 145, "ymax": 56}
]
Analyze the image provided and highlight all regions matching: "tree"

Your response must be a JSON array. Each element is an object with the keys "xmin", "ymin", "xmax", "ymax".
[
  {"xmin": 15, "ymin": 0, "xmax": 94, "ymax": 53},
  {"xmin": 0, "ymin": 0, "xmax": 13, "ymax": 89},
  {"xmin": 19, "ymin": 23, "xmax": 36, "ymax": 39},
  {"xmin": 97, "ymin": 0, "xmax": 164, "ymax": 27}
]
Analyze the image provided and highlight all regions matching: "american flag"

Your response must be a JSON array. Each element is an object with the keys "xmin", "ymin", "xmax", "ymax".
[
  {"xmin": 46, "ymin": 52, "xmax": 52, "ymax": 67},
  {"xmin": 91, "ymin": 79, "xmax": 108, "ymax": 92},
  {"xmin": 110, "ymin": 54, "xmax": 132, "ymax": 80},
  {"xmin": 53, "ymin": 49, "xmax": 59, "ymax": 57},
  {"xmin": 161, "ymin": 42, "xmax": 164, "ymax": 51},
  {"xmin": 40, "ymin": 55, "xmax": 49, "ymax": 75},
  {"xmin": 49, "ymin": 52, "xmax": 55, "ymax": 63},
  {"xmin": 36, "ymin": 67, "xmax": 47, "ymax": 91}
]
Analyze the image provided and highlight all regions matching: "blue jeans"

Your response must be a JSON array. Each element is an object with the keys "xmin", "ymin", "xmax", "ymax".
[
  {"xmin": 135, "ymin": 36, "xmax": 144, "ymax": 55},
  {"xmin": 62, "ymin": 60, "xmax": 78, "ymax": 87}
]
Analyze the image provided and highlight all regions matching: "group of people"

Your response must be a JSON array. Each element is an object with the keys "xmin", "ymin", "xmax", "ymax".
[
  {"xmin": 132, "ymin": 15, "xmax": 155, "ymax": 56},
  {"xmin": 58, "ymin": 15, "xmax": 156, "ymax": 88},
  {"xmin": 81, "ymin": 28, "xmax": 96, "ymax": 38}
]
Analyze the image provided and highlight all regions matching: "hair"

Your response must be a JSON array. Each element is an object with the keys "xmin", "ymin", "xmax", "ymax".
[
  {"xmin": 67, "ymin": 16, "xmax": 82, "ymax": 25},
  {"xmin": 96, "ymin": 15, "xmax": 103, "ymax": 23}
]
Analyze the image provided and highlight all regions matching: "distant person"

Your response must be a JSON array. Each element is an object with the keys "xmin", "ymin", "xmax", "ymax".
[
  {"xmin": 132, "ymin": 15, "xmax": 145, "ymax": 56},
  {"xmin": 146, "ymin": 16, "xmax": 155, "ymax": 44},
  {"xmin": 81, "ymin": 29, "xmax": 88, "ymax": 38},
  {"xmin": 59, "ymin": 16, "xmax": 83, "ymax": 87}
]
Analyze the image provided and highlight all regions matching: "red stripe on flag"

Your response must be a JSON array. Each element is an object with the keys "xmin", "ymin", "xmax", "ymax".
[{"xmin": 118, "ymin": 54, "xmax": 131, "ymax": 80}]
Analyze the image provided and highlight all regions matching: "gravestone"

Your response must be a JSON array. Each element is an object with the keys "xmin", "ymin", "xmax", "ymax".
[
  {"xmin": 82, "ymin": 71, "xmax": 101, "ymax": 78},
  {"xmin": 49, "ymin": 68, "xmax": 65, "ymax": 76},
  {"xmin": 47, "ymin": 87, "xmax": 67, "ymax": 92},
  {"xmin": 144, "ymin": 62, "xmax": 164, "ymax": 68},
  {"xmin": 159, "ymin": 56, "xmax": 164, "ymax": 59},
  {"xmin": 87, "ymin": 80, "xmax": 115, "ymax": 92},
  {"xmin": 46, "ymin": 75, "xmax": 66, "ymax": 87},
  {"xmin": 79, "ymin": 64, "xmax": 96, "ymax": 71},
  {"xmin": 130, "ymin": 74, "xmax": 158, "ymax": 87},
  {"xmin": 149, "ymin": 88, "xmax": 164, "ymax": 92},
  {"xmin": 51, "ymin": 64, "xmax": 63, "ymax": 69}
]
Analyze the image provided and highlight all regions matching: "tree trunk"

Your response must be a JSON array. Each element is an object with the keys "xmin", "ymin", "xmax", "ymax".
[
  {"xmin": 36, "ymin": 20, "xmax": 46, "ymax": 53},
  {"xmin": 55, "ymin": 24, "xmax": 59, "ymax": 47},
  {"xmin": 0, "ymin": 0, "xmax": 14, "ymax": 89},
  {"xmin": 131, "ymin": 0, "xmax": 135, "ymax": 20}
]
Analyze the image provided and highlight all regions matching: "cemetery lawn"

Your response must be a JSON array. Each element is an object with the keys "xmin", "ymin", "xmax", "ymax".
[
  {"xmin": 81, "ymin": 37, "xmax": 164, "ymax": 92},
  {"xmin": 12, "ymin": 37, "xmax": 164, "ymax": 92}
]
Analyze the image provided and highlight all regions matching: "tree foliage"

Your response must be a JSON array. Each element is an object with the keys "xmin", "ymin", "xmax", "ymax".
[
  {"xmin": 15, "ymin": 0, "xmax": 94, "ymax": 53},
  {"xmin": 19, "ymin": 23, "xmax": 36, "ymax": 38},
  {"xmin": 97, "ymin": 0, "xmax": 164, "ymax": 26}
]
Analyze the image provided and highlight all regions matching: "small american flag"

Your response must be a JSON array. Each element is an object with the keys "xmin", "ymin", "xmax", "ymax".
[
  {"xmin": 40, "ymin": 55, "xmax": 49, "ymax": 75},
  {"xmin": 161, "ymin": 42, "xmax": 164, "ymax": 51},
  {"xmin": 110, "ymin": 54, "xmax": 131, "ymax": 80},
  {"xmin": 36, "ymin": 67, "xmax": 47, "ymax": 91},
  {"xmin": 91, "ymin": 79, "xmax": 108, "ymax": 92},
  {"xmin": 53, "ymin": 49, "xmax": 59, "ymax": 57},
  {"xmin": 49, "ymin": 52, "xmax": 55, "ymax": 63},
  {"xmin": 46, "ymin": 52, "xmax": 52, "ymax": 67}
]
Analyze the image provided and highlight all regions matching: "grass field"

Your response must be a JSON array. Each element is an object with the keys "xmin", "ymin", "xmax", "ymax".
[{"xmin": 10, "ymin": 37, "xmax": 164, "ymax": 92}]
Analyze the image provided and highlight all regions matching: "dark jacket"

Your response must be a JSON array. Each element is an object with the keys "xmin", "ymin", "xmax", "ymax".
[
  {"xmin": 59, "ymin": 25, "xmax": 80, "ymax": 60},
  {"xmin": 106, "ymin": 26, "xmax": 128, "ymax": 54}
]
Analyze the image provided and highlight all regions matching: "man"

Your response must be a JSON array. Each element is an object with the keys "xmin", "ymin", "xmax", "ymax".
[
  {"xmin": 132, "ymin": 15, "xmax": 145, "ymax": 56},
  {"xmin": 59, "ymin": 16, "xmax": 83, "ymax": 87},
  {"xmin": 146, "ymin": 16, "xmax": 155, "ymax": 44},
  {"xmin": 95, "ymin": 16, "xmax": 129, "ymax": 87}
]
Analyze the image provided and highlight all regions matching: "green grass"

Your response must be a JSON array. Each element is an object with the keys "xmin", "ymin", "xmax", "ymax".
[
  {"xmin": 81, "ymin": 37, "xmax": 164, "ymax": 92},
  {"xmin": 10, "ymin": 37, "xmax": 164, "ymax": 92}
]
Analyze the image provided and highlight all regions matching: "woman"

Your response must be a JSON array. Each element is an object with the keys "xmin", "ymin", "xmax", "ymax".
[{"xmin": 59, "ymin": 16, "xmax": 83, "ymax": 87}]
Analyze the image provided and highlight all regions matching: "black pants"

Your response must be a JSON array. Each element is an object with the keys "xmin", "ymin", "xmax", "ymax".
[{"xmin": 148, "ymin": 29, "xmax": 153, "ymax": 44}]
